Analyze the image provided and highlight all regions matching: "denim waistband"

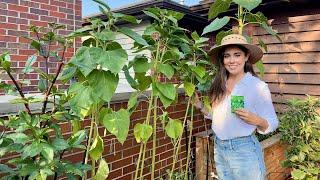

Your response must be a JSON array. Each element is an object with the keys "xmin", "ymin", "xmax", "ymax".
[{"xmin": 214, "ymin": 134, "xmax": 257, "ymax": 146}]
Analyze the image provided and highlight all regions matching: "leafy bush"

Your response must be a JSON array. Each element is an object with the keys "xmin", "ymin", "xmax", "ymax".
[
  {"xmin": 279, "ymin": 96, "xmax": 320, "ymax": 180},
  {"xmin": 0, "ymin": 23, "xmax": 92, "ymax": 179},
  {"xmin": 0, "ymin": 0, "xmax": 143, "ymax": 178}
]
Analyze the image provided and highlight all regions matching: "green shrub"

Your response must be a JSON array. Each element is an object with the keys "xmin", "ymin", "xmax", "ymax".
[{"xmin": 279, "ymin": 96, "xmax": 320, "ymax": 180}]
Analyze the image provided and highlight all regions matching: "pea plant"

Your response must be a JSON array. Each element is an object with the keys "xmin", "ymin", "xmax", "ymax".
[
  {"xmin": 279, "ymin": 96, "xmax": 320, "ymax": 180},
  {"xmin": 203, "ymin": 0, "xmax": 281, "ymax": 75},
  {"xmin": 122, "ymin": 7, "xmax": 214, "ymax": 180}
]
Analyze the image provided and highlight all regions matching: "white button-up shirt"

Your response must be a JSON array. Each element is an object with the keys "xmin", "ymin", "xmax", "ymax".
[{"xmin": 208, "ymin": 72, "xmax": 279, "ymax": 140}]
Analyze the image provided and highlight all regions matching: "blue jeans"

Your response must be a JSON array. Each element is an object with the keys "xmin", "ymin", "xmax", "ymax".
[{"xmin": 214, "ymin": 134, "xmax": 266, "ymax": 180}]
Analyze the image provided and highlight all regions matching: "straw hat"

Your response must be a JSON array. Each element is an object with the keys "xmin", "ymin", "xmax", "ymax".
[{"xmin": 208, "ymin": 34, "xmax": 263, "ymax": 64}]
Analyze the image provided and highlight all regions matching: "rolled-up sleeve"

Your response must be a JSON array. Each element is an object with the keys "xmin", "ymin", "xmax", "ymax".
[{"xmin": 254, "ymin": 83, "xmax": 279, "ymax": 134}]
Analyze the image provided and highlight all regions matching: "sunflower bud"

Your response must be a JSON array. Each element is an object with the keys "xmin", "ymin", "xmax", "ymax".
[{"xmin": 151, "ymin": 32, "xmax": 160, "ymax": 41}]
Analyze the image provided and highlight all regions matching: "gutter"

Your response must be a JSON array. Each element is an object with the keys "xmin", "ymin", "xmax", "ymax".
[{"xmin": 82, "ymin": 0, "xmax": 208, "ymax": 27}]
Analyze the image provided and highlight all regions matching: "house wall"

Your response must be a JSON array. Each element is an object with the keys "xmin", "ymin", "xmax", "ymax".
[
  {"xmin": 0, "ymin": 0, "xmax": 82, "ymax": 93},
  {"xmin": 80, "ymin": 21, "xmax": 151, "ymax": 93},
  {"xmin": 86, "ymin": 95, "xmax": 209, "ymax": 180},
  {"xmin": 254, "ymin": 13, "xmax": 320, "ymax": 112},
  {"xmin": 0, "ymin": 92, "xmax": 211, "ymax": 179},
  {"xmin": 115, "ymin": 21, "xmax": 151, "ymax": 93},
  {"xmin": 252, "ymin": 8, "xmax": 320, "ymax": 180}
]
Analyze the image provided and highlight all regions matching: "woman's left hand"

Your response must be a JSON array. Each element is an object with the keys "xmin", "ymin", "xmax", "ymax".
[{"xmin": 235, "ymin": 109, "xmax": 265, "ymax": 127}]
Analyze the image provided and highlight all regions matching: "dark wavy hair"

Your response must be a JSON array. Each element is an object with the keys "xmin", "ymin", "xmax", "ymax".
[{"xmin": 209, "ymin": 44, "xmax": 257, "ymax": 104}]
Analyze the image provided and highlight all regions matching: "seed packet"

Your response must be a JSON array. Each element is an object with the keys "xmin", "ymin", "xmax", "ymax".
[{"xmin": 231, "ymin": 95, "xmax": 244, "ymax": 113}]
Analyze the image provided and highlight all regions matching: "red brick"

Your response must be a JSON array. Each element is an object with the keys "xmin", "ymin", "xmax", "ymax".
[
  {"xmin": 107, "ymin": 168, "xmax": 123, "ymax": 180},
  {"xmin": 10, "ymin": 55, "xmax": 28, "ymax": 61},
  {"xmin": 30, "ymin": 20, "xmax": 48, "ymax": 27},
  {"xmin": 0, "ymin": 41, "xmax": 6, "ymax": 47},
  {"xmin": 122, "ymin": 145, "xmax": 141, "ymax": 157},
  {"xmin": 8, "ymin": 4, "xmax": 29, "ymax": 12},
  {"xmin": 66, "ymin": 14, "xmax": 74, "ymax": 20},
  {"xmin": 20, "ymin": 0, "xmax": 40, "ymax": 8},
  {"xmin": 19, "ymin": 36, "xmax": 31, "ymax": 43},
  {"xmin": 63, "ymin": 151, "xmax": 84, "ymax": 163},
  {"xmin": 48, "ymin": 68, "xmax": 56, "ymax": 74},
  {"xmin": 7, "ymin": 43, "xmax": 29, "ymax": 49},
  {"xmin": 20, "ymin": 12, "xmax": 39, "ymax": 20},
  {"xmin": 8, "ymin": 17, "xmax": 28, "ymax": 25},
  {"xmin": 40, "ymin": 4, "xmax": 57, "ymax": 11},
  {"xmin": 67, "ymin": 3, "xmax": 74, "ymax": 9},
  {"xmin": 21, "ymin": 86, "xmax": 37, "ymax": 92},
  {"xmin": 0, "ymin": 9, "xmax": 7, "ymax": 16},
  {"xmin": 64, "ymin": 51, "xmax": 74, "ymax": 58},
  {"xmin": 19, "ymin": 49, "xmax": 37, "ymax": 55},
  {"xmin": 58, "ymin": 18, "xmax": 74, "ymax": 26},
  {"xmin": 104, "ymin": 152, "xmax": 122, "ymax": 163},
  {"xmin": 49, "ymin": 11, "xmax": 65, "ymax": 18},
  {"xmin": 7, "ymin": 10, "xmax": 18, "ymax": 17},
  {"xmin": 29, "ymin": 80, "xmax": 40, "ymax": 85},
  {"xmin": 0, "ymin": 35, "xmax": 17, "ymax": 42},
  {"xmin": 51, "ymin": 0, "xmax": 66, "ymax": 7},
  {"xmin": 75, "ymin": 4, "xmax": 81, "ymax": 11},
  {"xmin": 30, "ymin": 8, "xmax": 48, "ymax": 15},
  {"xmin": 7, "ymin": 30, "xmax": 28, "ymax": 36},
  {"xmin": 112, "ymin": 156, "xmax": 133, "ymax": 170},
  {"xmin": 59, "ymin": 7, "xmax": 73, "ymax": 14},
  {"xmin": 0, "ymin": 15, "xmax": 6, "ymax": 22},
  {"xmin": 75, "ymin": 20, "xmax": 82, "ymax": 27},
  {"xmin": 40, "ymin": 16, "xmax": 57, "ymax": 22},
  {"xmin": 18, "ymin": 24, "xmax": 29, "ymax": 31},
  {"xmin": 122, "ymin": 164, "xmax": 136, "ymax": 175}
]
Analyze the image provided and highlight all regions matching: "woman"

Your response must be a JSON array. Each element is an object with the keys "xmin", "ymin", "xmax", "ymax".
[{"xmin": 194, "ymin": 34, "xmax": 279, "ymax": 180}]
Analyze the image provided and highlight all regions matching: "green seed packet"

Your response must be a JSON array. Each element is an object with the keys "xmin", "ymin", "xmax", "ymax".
[{"xmin": 231, "ymin": 95, "xmax": 244, "ymax": 113}]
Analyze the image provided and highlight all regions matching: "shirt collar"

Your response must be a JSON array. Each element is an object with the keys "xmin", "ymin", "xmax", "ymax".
[{"xmin": 237, "ymin": 72, "xmax": 253, "ymax": 87}]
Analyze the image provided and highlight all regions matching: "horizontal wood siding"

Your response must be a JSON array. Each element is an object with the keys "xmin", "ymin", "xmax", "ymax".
[
  {"xmin": 81, "ymin": 21, "xmax": 151, "ymax": 93},
  {"xmin": 115, "ymin": 21, "xmax": 151, "ymax": 93},
  {"xmin": 254, "ymin": 13, "xmax": 320, "ymax": 113}
]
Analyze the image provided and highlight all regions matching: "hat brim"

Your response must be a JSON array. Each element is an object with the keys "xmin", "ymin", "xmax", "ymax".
[{"xmin": 208, "ymin": 43, "xmax": 263, "ymax": 64}]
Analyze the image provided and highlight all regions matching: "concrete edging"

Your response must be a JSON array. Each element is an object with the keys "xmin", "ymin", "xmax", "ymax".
[
  {"xmin": 0, "ymin": 88, "xmax": 185, "ymax": 117},
  {"xmin": 260, "ymin": 133, "xmax": 282, "ymax": 149}
]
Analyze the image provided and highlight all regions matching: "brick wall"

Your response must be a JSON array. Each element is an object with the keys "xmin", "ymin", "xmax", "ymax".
[
  {"xmin": 264, "ymin": 140, "xmax": 290, "ymax": 180},
  {"xmin": 91, "ymin": 95, "xmax": 210, "ymax": 180},
  {"xmin": 0, "ymin": 0, "xmax": 82, "ymax": 93},
  {"xmin": 0, "ymin": 93, "xmax": 211, "ymax": 179}
]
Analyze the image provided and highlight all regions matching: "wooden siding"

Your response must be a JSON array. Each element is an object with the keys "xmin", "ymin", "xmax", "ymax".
[
  {"xmin": 81, "ymin": 21, "xmax": 151, "ymax": 93},
  {"xmin": 253, "ymin": 13, "xmax": 320, "ymax": 113},
  {"xmin": 115, "ymin": 21, "xmax": 151, "ymax": 93}
]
